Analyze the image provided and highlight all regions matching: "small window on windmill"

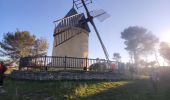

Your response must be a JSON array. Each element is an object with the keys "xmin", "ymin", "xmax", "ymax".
[{"xmin": 58, "ymin": 34, "xmax": 61, "ymax": 44}]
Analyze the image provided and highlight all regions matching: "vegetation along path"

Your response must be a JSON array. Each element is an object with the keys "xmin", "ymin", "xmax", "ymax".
[{"xmin": 0, "ymin": 77, "xmax": 170, "ymax": 100}]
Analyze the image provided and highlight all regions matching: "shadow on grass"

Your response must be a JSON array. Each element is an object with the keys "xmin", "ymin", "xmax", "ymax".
[{"xmin": 76, "ymin": 79, "xmax": 170, "ymax": 100}]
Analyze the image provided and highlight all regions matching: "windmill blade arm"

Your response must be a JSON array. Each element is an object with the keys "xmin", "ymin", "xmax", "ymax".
[
  {"xmin": 90, "ymin": 20, "xmax": 110, "ymax": 60},
  {"xmin": 73, "ymin": 0, "xmax": 92, "ymax": 9},
  {"xmin": 93, "ymin": 12, "xmax": 106, "ymax": 18},
  {"xmin": 96, "ymin": 13, "xmax": 110, "ymax": 22},
  {"xmin": 90, "ymin": 9, "xmax": 110, "ymax": 22},
  {"xmin": 78, "ymin": 0, "xmax": 110, "ymax": 60}
]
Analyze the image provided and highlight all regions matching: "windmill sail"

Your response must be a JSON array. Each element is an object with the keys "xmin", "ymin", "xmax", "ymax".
[
  {"xmin": 90, "ymin": 9, "xmax": 110, "ymax": 22},
  {"xmin": 73, "ymin": 0, "xmax": 92, "ymax": 9},
  {"xmin": 73, "ymin": 0, "xmax": 110, "ymax": 62}
]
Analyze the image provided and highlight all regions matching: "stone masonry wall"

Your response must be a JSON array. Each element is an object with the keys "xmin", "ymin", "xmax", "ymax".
[{"xmin": 11, "ymin": 71, "xmax": 129, "ymax": 80}]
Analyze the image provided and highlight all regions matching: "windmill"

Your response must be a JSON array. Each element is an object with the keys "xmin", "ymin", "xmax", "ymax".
[
  {"xmin": 52, "ymin": 0, "xmax": 110, "ymax": 64},
  {"xmin": 73, "ymin": 0, "xmax": 110, "ymax": 61}
]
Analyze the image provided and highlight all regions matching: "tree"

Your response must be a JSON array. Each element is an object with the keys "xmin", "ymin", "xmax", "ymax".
[
  {"xmin": 159, "ymin": 42, "xmax": 170, "ymax": 64},
  {"xmin": 113, "ymin": 53, "xmax": 121, "ymax": 62},
  {"xmin": 32, "ymin": 37, "xmax": 49, "ymax": 56},
  {"xmin": 0, "ymin": 30, "xmax": 48, "ymax": 62},
  {"xmin": 121, "ymin": 26, "xmax": 159, "ymax": 67},
  {"xmin": 139, "ymin": 59, "xmax": 157, "ymax": 67}
]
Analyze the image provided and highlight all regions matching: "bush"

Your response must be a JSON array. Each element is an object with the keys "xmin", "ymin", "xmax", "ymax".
[{"xmin": 89, "ymin": 62, "xmax": 107, "ymax": 72}]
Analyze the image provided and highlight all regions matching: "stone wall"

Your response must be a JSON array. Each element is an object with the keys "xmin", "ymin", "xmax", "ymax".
[{"xmin": 11, "ymin": 71, "xmax": 130, "ymax": 80}]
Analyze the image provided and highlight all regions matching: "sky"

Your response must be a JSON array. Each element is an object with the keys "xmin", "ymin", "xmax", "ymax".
[{"xmin": 1, "ymin": 0, "xmax": 170, "ymax": 63}]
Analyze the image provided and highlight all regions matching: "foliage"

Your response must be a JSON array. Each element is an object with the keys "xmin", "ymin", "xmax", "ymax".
[
  {"xmin": 121, "ymin": 26, "xmax": 159, "ymax": 66},
  {"xmin": 139, "ymin": 60, "xmax": 157, "ymax": 67},
  {"xmin": 89, "ymin": 62, "xmax": 107, "ymax": 72},
  {"xmin": 31, "ymin": 37, "xmax": 49, "ymax": 56},
  {"xmin": 159, "ymin": 42, "xmax": 170, "ymax": 64},
  {"xmin": 0, "ymin": 30, "xmax": 48, "ymax": 62},
  {"xmin": 113, "ymin": 52, "xmax": 121, "ymax": 62}
]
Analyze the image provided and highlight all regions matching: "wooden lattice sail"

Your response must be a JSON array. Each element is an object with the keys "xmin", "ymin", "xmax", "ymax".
[{"xmin": 52, "ymin": 7, "xmax": 90, "ymax": 58}]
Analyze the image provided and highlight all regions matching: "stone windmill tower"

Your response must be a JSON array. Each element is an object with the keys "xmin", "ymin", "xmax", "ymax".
[{"xmin": 52, "ymin": 7, "xmax": 90, "ymax": 58}]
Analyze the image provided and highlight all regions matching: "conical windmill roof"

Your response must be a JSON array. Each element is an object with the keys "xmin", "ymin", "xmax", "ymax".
[
  {"xmin": 65, "ymin": 7, "xmax": 78, "ymax": 18},
  {"xmin": 54, "ymin": 7, "xmax": 90, "ymax": 34}
]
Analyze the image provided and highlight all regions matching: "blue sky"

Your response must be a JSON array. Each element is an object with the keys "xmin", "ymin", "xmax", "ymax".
[{"xmin": 1, "ymin": 0, "xmax": 170, "ymax": 62}]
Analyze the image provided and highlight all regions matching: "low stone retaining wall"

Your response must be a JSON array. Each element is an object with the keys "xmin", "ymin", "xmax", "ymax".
[{"xmin": 11, "ymin": 71, "xmax": 130, "ymax": 80}]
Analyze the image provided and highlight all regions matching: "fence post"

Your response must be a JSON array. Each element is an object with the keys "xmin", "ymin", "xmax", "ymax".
[
  {"xmin": 64, "ymin": 56, "xmax": 67, "ymax": 70},
  {"xmin": 84, "ymin": 57, "xmax": 88, "ymax": 71},
  {"xmin": 19, "ymin": 57, "xmax": 22, "ymax": 70},
  {"xmin": 44, "ymin": 55, "xmax": 47, "ymax": 71}
]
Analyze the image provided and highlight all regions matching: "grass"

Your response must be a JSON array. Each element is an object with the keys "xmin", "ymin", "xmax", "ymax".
[{"xmin": 0, "ymin": 73, "xmax": 170, "ymax": 100}]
